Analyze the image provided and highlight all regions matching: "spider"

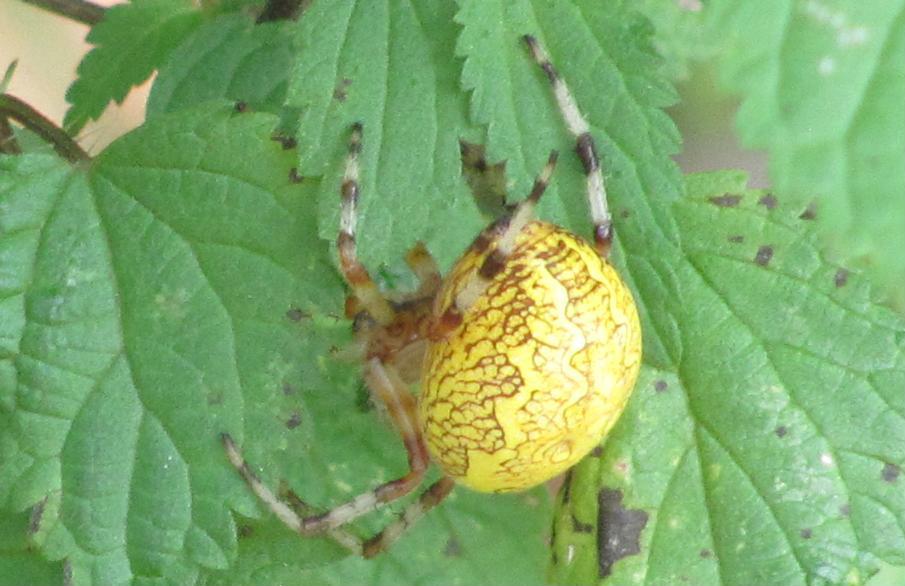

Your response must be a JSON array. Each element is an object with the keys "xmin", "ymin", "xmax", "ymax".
[{"xmin": 221, "ymin": 35, "xmax": 642, "ymax": 558}]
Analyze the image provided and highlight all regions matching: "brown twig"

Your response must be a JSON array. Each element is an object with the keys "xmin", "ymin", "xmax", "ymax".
[
  {"xmin": 0, "ymin": 94, "xmax": 90, "ymax": 163},
  {"xmin": 19, "ymin": 0, "xmax": 106, "ymax": 26}
]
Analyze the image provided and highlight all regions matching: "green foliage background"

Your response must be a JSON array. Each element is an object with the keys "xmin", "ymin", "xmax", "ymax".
[{"xmin": 1, "ymin": 1, "xmax": 903, "ymax": 585}]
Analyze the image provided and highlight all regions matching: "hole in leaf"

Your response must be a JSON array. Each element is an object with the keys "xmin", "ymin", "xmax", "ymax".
[{"xmin": 834, "ymin": 268, "xmax": 849, "ymax": 288}]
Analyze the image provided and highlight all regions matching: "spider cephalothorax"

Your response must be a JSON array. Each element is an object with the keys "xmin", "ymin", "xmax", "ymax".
[{"xmin": 222, "ymin": 35, "xmax": 642, "ymax": 558}]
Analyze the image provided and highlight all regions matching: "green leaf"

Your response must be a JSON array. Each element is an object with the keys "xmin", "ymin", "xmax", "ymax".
[
  {"xmin": 147, "ymin": 14, "xmax": 294, "ymax": 118},
  {"xmin": 0, "ymin": 107, "xmax": 333, "ymax": 585},
  {"xmin": 0, "ymin": 60, "xmax": 17, "ymax": 94},
  {"xmin": 285, "ymin": 0, "xmax": 486, "ymax": 271},
  {"xmin": 0, "ymin": 508, "xmax": 64, "ymax": 586},
  {"xmin": 632, "ymin": 0, "xmax": 718, "ymax": 79},
  {"xmin": 553, "ymin": 171, "xmax": 905, "ymax": 585},
  {"xmin": 64, "ymin": 0, "xmax": 203, "ymax": 133},
  {"xmin": 704, "ymin": 1, "xmax": 905, "ymax": 309}
]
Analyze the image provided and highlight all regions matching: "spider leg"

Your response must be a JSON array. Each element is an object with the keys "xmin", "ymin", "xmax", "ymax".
[
  {"xmin": 430, "ymin": 152, "xmax": 558, "ymax": 339},
  {"xmin": 362, "ymin": 476, "xmax": 456, "ymax": 558},
  {"xmin": 282, "ymin": 472, "xmax": 454, "ymax": 559},
  {"xmin": 523, "ymin": 34, "xmax": 613, "ymax": 258},
  {"xmin": 337, "ymin": 123, "xmax": 396, "ymax": 325},
  {"xmin": 405, "ymin": 242, "xmax": 441, "ymax": 297},
  {"xmin": 225, "ymin": 436, "xmax": 452, "ymax": 558},
  {"xmin": 280, "ymin": 482, "xmax": 374, "ymax": 552},
  {"xmin": 222, "ymin": 434, "xmax": 365, "ymax": 555},
  {"xmin": 222, "ymin": 358, "xmax": 430, "ymax": 531}
]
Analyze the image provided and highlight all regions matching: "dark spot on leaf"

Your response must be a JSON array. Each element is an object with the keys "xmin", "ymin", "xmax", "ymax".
[
  {"xmin": 654, "ymin": 380, "xmax": 668, "ymax": 393},
  {"xmin": 207, "ymin": 391, "xmax": 224, "ymax": 405},
  {"xmin": 560, "ymin": 469, "xmax": 573, "ymax": 504},
  {"xmin": 289, "ymin": 168, "xmax": 304, "ymax": 183},
  {"xmin": 234, "ymin": 101, "xmax": 248, "ymax": 113},
  {"xmin": 333, "ymin": 78, "xmax": 352, "ymax": 102},
  {"xmin": 28, "ymin": 497, "xmax": 48, "ymax": 536},
  {"xmin": 591, "ymin": 445, "xmax": 604, "ymax": 458},
  {"xmin": 754, "ymin": 245, "xmax": 773, "ymax": 266},
  {"xmin": 620, "ymin": 209, "xmax": 631, "ymax": 219},
  {"xmin": 727, "ymin": 234, "xmax": 744, "ymax": 244},
  {"xmin": 708, "ymin": 193, "xmax": 742, "ymax": 207},
  {"xmin": 834, "ymin": 268, "xmax": 849, "ymax": 288},
  {"xmin": 572, "ymin": 514, "xmax": 594, "ymax": 533},
  {"xmin": 286, "ymin": 307, "xmax": 309, "ymax": 322},
  {"xmin": 775, "ymin": 425, "xmax": 788, "ymax": 438},
  {"xmin": 758, "ymin": 194, "xmax": 777, "ymax": 209},
  {"xmin": 882, "ymin": 462, "xmax": 900, "ymax": 483},
  {"xmin": 286, "ymin": 411, "xmax": 302, "ymax": 429},
  {"xmin": 282, "ymin": 383, "xmax": 297, "ymax": 395},
  {"xmin": 63, "ymin": 561, "xmax": 73, "ymax": 586},
  {"xmin": 444, "ymin": 537, "xmax": 462, "ymax": 557},
  {"xmin": 839, "ymin": 503, "xmax": 851, "ymax": 517},
  {"xmin": 799, "ymin": 202, "xmax": 817, "ymax": 220},
  {"xmin": 271, "ymin": 133, "xmax": 297, "ymax": 150},
  {"xmin": 699, "ymin": 548, "xmax": 712, "ymax": 559},
  {"xmin": 256, "ymin": 0, "xmax": 307, "ymax": 22},
  {"xmin": 597, "ymin": 488, "xmax": 648, "ymax": 578},
  {"xmin": 355, "ymin": 382, "xmax": 373, "ymax": 413},
  {"xmin": 800, "ymin": 528, "xmax": 812, "ymax": 539},
  {"xmin": 238, "ymin": 524, "xmax": 254, "ymax": 538}
]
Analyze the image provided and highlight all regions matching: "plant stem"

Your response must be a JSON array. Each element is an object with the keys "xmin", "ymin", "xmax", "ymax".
[
  {"xmin": 0, "ymin": 94, "xmax": 90, "ymax": 163},
  {"xmin": 19, "ymin": 0, "xmax": 105, "ymax": 26}
]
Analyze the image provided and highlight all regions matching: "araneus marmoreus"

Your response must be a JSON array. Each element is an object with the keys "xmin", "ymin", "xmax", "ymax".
[{"xmin": 221, "ymin": 35, "xmax": 642, "ymax": 558}]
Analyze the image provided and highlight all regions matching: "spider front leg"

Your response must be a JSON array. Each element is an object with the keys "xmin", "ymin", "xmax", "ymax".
[
  {"xmin": 430, "ymin": 151, "xmax": 559, "ymax": 339},
  {"xmin": 523, "ymin": 34, "xmax": 613, "ymax": 258}
]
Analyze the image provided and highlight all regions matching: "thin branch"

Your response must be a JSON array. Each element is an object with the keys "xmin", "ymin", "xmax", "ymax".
[
  {"xmin": 19, "ymin": 0, "xmax": 106, "ymax": 26},
  {"xmin": 0, "ymin": 94, "xmax": 90, "ymax": 164}
]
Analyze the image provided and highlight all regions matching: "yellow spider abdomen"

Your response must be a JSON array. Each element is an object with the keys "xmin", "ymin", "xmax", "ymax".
[{"xmin": 420, "ymin": 221, "xmax": 642, "ymax": 493}]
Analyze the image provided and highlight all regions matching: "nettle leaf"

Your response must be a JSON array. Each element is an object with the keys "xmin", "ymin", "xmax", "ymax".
[
  {"xmin": 64, "ymin": 0, "xmax": 203, "ymax": 133},
  {"xmin": 0, "ymin": 108, "xmax": 339, "ymax": 585},
  {"xmin": 147, "ymin": 14, "xmax": 295, "ymax": 118},
  {"xmin": 704, "ymin": 1, "xmax": 905, "ymax": 309},
  {"xmin": 553, "ymin": 172, "xmax": 905, "ymax": 586},
  {"xmin": 285, "ymin": 0, "xmax": 486, "ymax": 272}
]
